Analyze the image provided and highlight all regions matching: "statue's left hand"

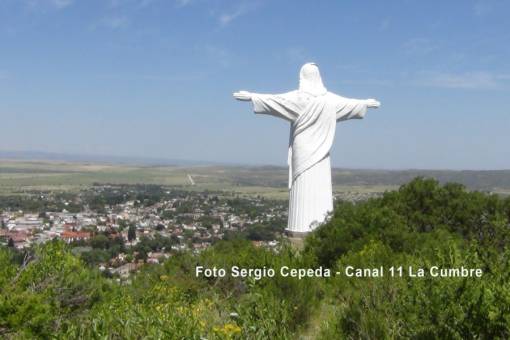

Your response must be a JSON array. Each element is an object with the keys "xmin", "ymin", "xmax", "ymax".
[
  {"xmin": 233, "ymin": 91, "xmax": 252, "ymax": 101},
  {"xmin": 366, "ymin": 99, "xmax": 381, "ymax": 108}
]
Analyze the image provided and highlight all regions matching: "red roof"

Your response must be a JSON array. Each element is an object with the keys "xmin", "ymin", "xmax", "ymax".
[{"xmin": 61, "ymin": 231, "xmax": 91, "ymax": 239}]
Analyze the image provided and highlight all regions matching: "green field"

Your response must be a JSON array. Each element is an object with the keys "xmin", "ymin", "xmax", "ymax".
[
  {"xmin": 0, "ymin": 160, "xmax": 292, "ymax": 197},
  {"xmin": 0, "ymin": 159, "xmax": 509, "ymax": 198}
]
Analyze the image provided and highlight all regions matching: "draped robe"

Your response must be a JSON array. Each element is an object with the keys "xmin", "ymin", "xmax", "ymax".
[{"xmin": 251, "ymin": 90, "xmax": 369, "ymax": 234}]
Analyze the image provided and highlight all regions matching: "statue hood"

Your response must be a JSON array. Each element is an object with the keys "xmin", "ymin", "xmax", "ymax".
[{"xmin": 299, "ymin": 62, "xmax": 327, "ymax": 96}]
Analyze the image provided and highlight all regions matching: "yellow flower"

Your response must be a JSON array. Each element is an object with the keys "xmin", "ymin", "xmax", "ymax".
[
  {"xmin": 223, "ymin": 323, "xmax": 242, "ymax": 335},
  {"xmin": 212, "ymin": 323, "xmax": 242, "ymax": 338}
]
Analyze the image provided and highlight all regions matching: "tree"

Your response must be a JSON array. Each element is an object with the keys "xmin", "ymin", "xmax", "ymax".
[
  {"xmin": 128, "ymin": 225, "xmax": 137, "ymax": 242},
  {"xmin": 0, "ymin": 241, "xmax": 109, "ymax": 338},
  {"xmin": 90, "ymin": 235, "xmax": 110, "ymax": 250},
  {"xmin": 118, "ymin": 219, "xmax": 128, "ymax": 230},
  {"xmin": 246, "ymin": 224, "xmax": 276, "ymax": 241}
]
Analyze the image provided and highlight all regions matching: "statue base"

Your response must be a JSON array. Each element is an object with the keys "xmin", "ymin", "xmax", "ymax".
[{"xmin": 285, "ymin": 229, "xmax": 309, "ymax": 238}]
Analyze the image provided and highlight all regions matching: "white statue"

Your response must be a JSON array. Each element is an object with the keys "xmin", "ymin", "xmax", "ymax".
[{"xmin": 234, "ymin": 63, "xmax": 380, "ymax": 235}]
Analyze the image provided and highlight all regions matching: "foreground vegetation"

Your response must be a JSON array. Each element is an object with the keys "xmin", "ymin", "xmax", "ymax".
[{"xmin": 1, "ymin": 178, "xmax": 510, "ymax": 339}]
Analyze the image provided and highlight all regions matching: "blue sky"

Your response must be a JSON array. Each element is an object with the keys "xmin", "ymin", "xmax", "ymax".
[{"xmin": 0, "ymin": 0, "xmax": 509, "ymax": 169}]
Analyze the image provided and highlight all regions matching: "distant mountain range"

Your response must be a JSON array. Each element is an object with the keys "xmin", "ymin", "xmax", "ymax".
[
  {"xmin": 2, "ymin": 150, "xmax": 508, "ymax": 172},
  {"xmin": 0, "ymin": 150, "xmax": 212, "ymax": 166}
]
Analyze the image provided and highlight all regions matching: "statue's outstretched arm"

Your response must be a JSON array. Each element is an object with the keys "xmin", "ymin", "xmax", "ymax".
[
  {"xmin": 234, "ymin": 91, "xmax": 297, "ymax": 122},
  {"xmin": 335, "ymin": 96, "xmax": 381, "ymax": 121}
]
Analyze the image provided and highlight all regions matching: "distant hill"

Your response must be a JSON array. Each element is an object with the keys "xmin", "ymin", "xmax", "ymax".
[
  {"xmin": 0, "ymin": 151, "xmax": 509, "ymax": 195},
  {"xmin": 331, "ymin": 169, "xmax": 510, "ymax": 193},
  {"xmin": 0, "ymin": 150, "xmax": 209, "ymax": 166}
]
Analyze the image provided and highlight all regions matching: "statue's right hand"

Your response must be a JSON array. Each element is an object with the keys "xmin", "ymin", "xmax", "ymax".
[{"xmin": 233, "ymin": 90, "xmax": 252, "ymax": 101}]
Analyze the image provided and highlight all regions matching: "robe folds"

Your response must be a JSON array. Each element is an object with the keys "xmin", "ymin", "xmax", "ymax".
[{"xmin": 251, "ymin": 90, "xmax": 368, "ymax": 233}]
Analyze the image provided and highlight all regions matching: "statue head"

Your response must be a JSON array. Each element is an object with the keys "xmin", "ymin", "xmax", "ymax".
[{"xmin": 299, "ymin": 62, "xmax": 327, "ymax": 96}]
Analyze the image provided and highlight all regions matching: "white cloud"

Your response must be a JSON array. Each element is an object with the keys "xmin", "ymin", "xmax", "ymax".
[
  {"xmin": 218, "ymin": 2, "xmax": 259, "ymax": 27},
  {"xmin": 219, "ymin": 10, "xmax": 243, "ymax": 26},
  {"xmin": 418, "ymin": 71, "xmax": 509, "ymax": 90}
]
